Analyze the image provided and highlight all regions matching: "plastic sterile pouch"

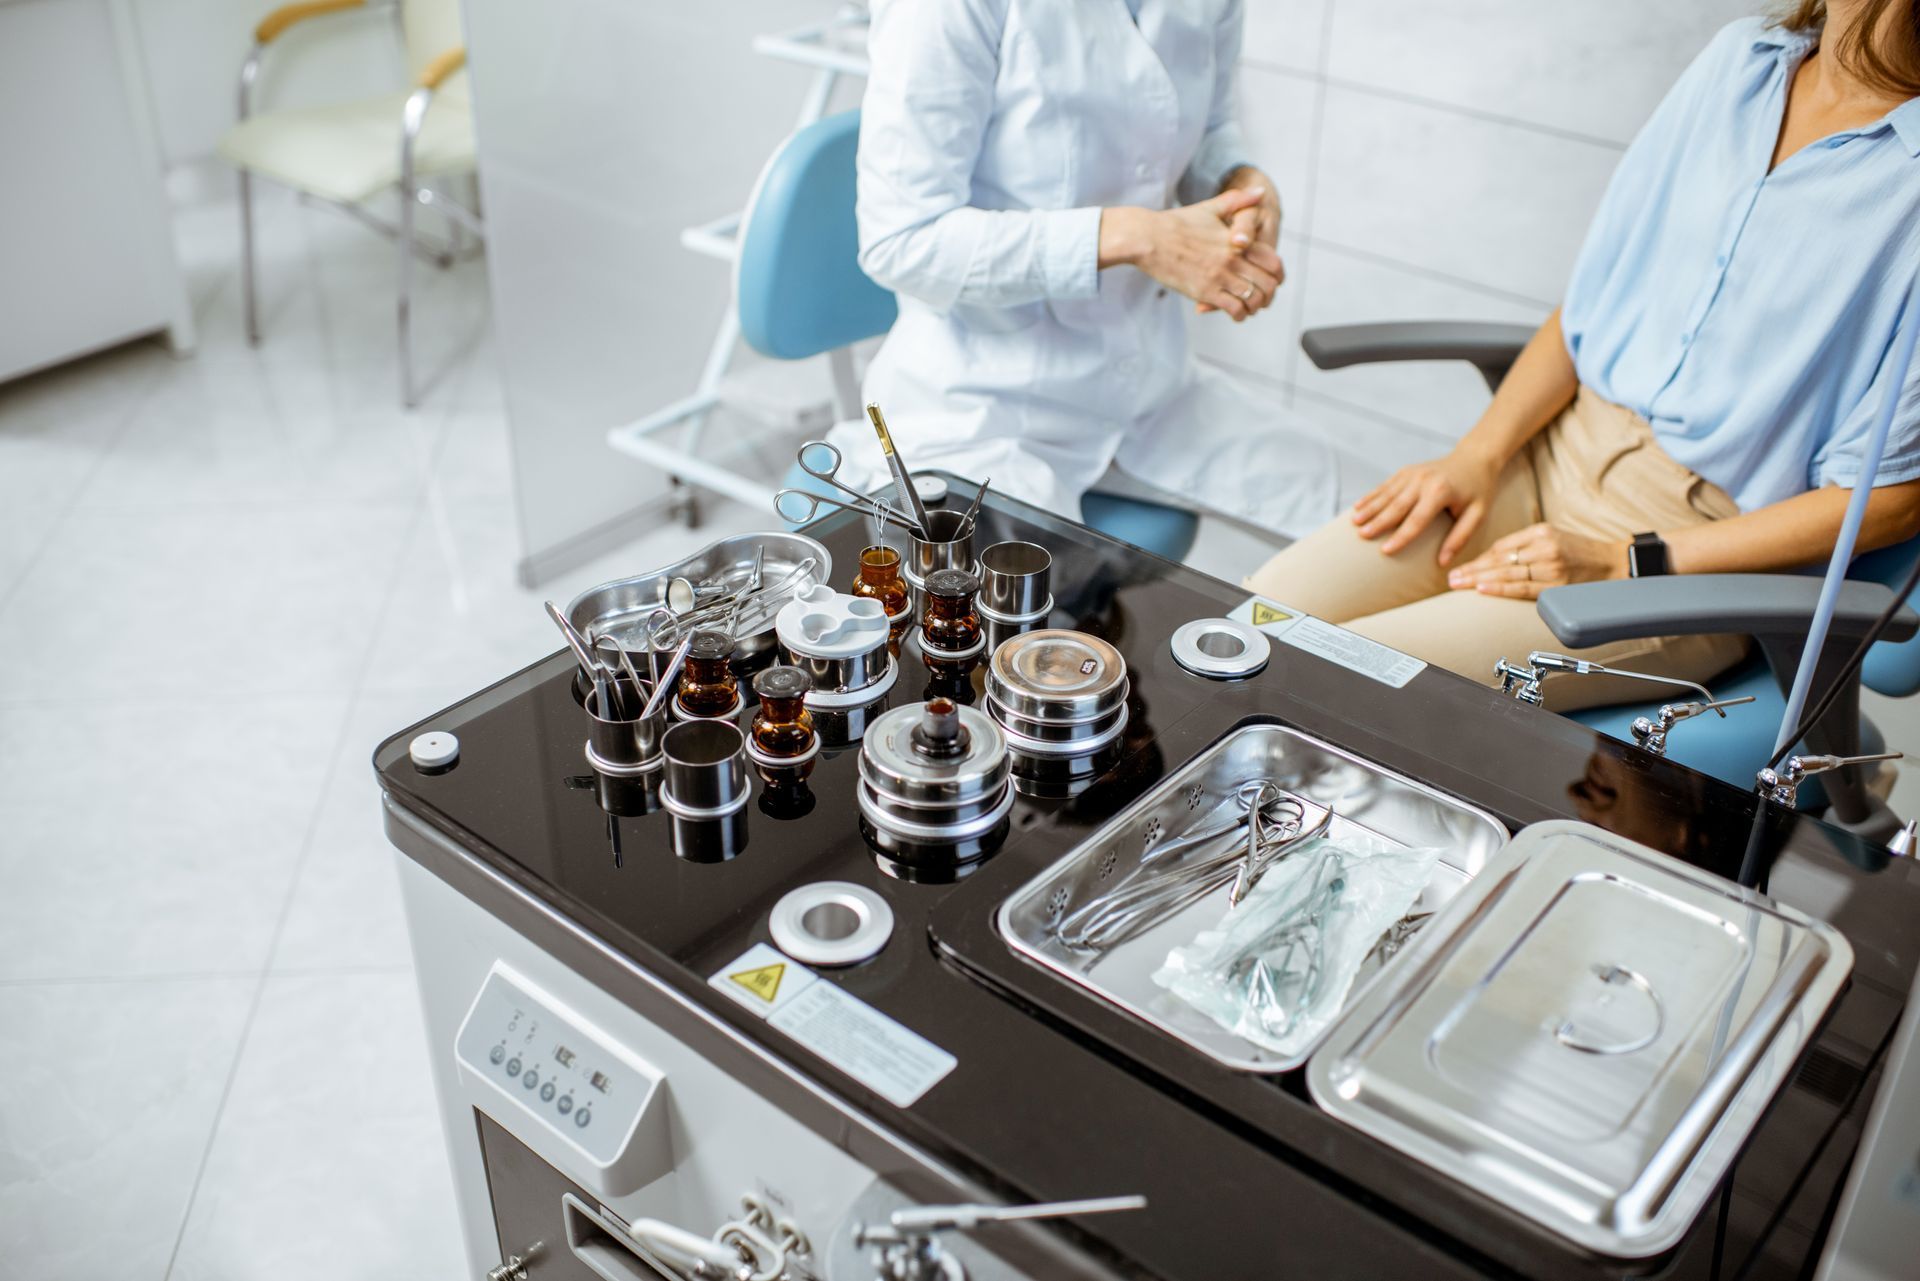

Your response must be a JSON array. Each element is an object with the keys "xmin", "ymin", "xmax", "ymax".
[{"xmin": 1151, "ymin": 832, "xmax": 1441, "ymax": 1058}]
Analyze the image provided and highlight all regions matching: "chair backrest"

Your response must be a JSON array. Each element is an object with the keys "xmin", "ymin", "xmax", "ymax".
[
  {"xmin": 403, "ymin": 0, "xmax": 466, "ymax": 96},
  {"xmin": 735, "ymin": 110, "xmax": 897, "ymax": 361},
  {"xmin": 1851, "ymin": 532, "xmax": 1920, "ymax": 696}
]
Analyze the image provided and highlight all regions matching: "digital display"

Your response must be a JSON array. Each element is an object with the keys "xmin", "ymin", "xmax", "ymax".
[
  {"xmin": 590, "ymin": 1070, "xmax": 610, "ymax": 1093},
  {"xmin": 554, "ymin": 1045, "xmax": 576, "ymax": 1068}
]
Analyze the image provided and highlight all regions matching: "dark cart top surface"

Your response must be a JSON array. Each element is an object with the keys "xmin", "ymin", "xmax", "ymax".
[{"xmin": 380, "ymin": 483, "xmax": 1920, "ymax": 1281}]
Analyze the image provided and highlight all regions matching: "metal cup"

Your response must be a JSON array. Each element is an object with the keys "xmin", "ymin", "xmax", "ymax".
[
  {"xmin": 660, "ymin": 720, "xmax": 750, "ymax": 818},
  {"xmin": 584, "ymin": 680, "xmax": 666, "ymax": 774},
  {"xmin": 909, "ymin": 509, "xmax": 975, "ymax": 582},
  {"xmin": 980, "ymin": 541, "xmax": 1051, "ymax": 618}
]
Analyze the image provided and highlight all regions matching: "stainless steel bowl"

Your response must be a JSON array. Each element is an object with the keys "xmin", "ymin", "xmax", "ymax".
[
  {"xmin": 908, "ymin": 509, "xmax": 975, "ymax": 582},
  {"xmin": 980, "ymin": 541, "xmax": 1052, "ymax": 617},
  {"xmin": 567, "ymin": 532, "xmax": 832, "ymax": 662}
]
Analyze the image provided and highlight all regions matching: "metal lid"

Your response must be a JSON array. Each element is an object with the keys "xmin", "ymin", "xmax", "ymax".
[
  {"xmin": 1307, "ymin": 820, "xmax": 1853, "ymax": 1258},
  {"xmin": 986, "ymin": 630, "xmax": 1127, "ymax": 724},
  {"xmin": 752, "ymin": 665, "xmax": 811, "ymax": 701},
  {"xmin": 924, "ymin": 568, "xmax": 979, "ymax": 600},
  {"xmin": 859, "ymin": 700, "xmax": 1009, "ymax": 811}
]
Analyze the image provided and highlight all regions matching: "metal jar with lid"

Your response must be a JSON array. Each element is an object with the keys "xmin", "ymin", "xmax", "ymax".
[
  {"xmin": 984, "ymin": 629, "xmax": 1130, "ymax": 756},
  {"xmin": 858, "ymin": 699, "xmax": 1013, "ymax": 851}
]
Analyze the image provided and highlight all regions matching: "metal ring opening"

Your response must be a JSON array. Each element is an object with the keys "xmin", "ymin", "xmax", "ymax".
[{"xmin": 769, "ymin": 882, "xmax": 895, "ymax": 967}]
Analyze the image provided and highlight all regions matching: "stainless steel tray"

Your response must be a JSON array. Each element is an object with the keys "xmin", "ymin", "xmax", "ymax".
[
  {"xmin": 566, "ymin": 532, "xmax": 832, "ymax": 662},
  {"xmin": 997, "ymin": 724, "xmax": 1509, "ymax": 1073}
]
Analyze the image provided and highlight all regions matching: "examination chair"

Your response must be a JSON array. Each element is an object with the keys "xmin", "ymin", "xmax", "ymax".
[
  {"xmin": 751, "ymin": 110, "xmax": 1202, "ymax": 562},
  {"xmin": 1301, "ymin": 322, "xmax": 1920, "ymax": 837},
  {"xmin": 217, "ymin": 0, "xmax": 479, "ymax": 408}
]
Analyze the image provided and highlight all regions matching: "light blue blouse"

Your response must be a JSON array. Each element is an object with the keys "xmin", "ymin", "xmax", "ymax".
[{"xmin": 1562, "ymin": 18, "xmax": 1920, "ymax": 513}]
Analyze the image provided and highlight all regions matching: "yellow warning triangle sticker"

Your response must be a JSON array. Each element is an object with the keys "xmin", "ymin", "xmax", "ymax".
[
  {"xmin": 728, "ymin": 963, "xmax": 786, "ymax": 1003},
  {"xmin": 1251, "ymin": 602, "xmax": 1291, "ymax": 627}
]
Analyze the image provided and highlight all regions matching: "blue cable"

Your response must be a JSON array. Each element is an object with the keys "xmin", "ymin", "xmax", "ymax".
[{"xmin": 1772, "ymin": 266, "xmax": 1920, "ymax": 758}]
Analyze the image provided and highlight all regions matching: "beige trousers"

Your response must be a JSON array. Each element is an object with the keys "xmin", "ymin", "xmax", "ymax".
[{"xmin": 1245, "ymin": 388, "xmax": 1749, "ymax": 711}]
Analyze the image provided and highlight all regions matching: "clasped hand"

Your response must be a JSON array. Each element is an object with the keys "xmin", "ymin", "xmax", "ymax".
[{"xmin": 1103, "ymin": 168, "xmax": 1285, "ymax": 322}]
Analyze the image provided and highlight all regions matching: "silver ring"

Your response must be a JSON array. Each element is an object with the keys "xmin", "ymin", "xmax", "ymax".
[
  {"xmin": 1239, "ymin": 285, "xmax": 1254, "ymax": 301},
  {"xmin": 1508, "ymin": 550, "xmax": 1520, "ymax": 566}
]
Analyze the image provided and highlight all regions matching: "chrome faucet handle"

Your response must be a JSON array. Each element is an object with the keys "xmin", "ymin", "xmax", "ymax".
[
  {"xmin": 856, "ymin": 1196, "xmax": 1147, "ymax": 1281},
  {"xmin": 1494, "ymin": 656, "xmax": 1544, "ymax": 704},
  {"xmin": 1628, "ymin": 694, "xmax": 1759, "ymax": 757},
  {"xmin": 1757, "ymin": 751, "xmax": 1904, "ymax": 807}
]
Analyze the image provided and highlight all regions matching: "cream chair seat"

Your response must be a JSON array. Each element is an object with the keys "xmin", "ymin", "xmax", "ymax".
[
  {"xmin": 217, "ymin": 0, "xmax": 477, "ymax": 408},
  {"xmin": 217, "ymin": 88, "xmax": 475, "ymax": 208}
]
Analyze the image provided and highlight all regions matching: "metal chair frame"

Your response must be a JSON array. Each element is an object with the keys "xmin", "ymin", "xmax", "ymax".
[{"xmin": 233, "ymin": 0, "xmax": 482, "ymax": 408}]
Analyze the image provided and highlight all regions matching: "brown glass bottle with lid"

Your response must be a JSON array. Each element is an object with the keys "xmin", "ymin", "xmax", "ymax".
[
  {"xmin": 921, "ymin": 568, "xmax": 982, "ymax": 662},
  {"xmin": 749, "ymin": 666, "xmax": 816, "ymax": 763},
  {"xmin": 675, "ymin": 630, "xmax": 741, "ymax": 718}
]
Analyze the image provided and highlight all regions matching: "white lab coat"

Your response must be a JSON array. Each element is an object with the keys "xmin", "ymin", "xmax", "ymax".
[{"xmin": 824, "ymin": 0, "xmax": 1335, "ymax": 535}]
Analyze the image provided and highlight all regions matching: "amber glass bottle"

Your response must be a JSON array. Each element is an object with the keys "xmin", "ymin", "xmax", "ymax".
[
  {"xmin": 852, "ymin": 545, "xmax": 911, "ymax": 619},
  {"xmin": 676, "ymin": 630, "xmax": 741, "ymax": 717},
  {"xmin": 749, "ymin": 666, "xmax": 816, "ymax": 760},
  {"xmin": 921, "ymin": 569, "xmax": 982, "ymax": 658}
]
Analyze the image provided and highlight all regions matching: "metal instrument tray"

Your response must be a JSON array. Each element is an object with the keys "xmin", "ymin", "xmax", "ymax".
[
  {"xmin": 997, "ymin": 723, "xmax": 1509, "ymax": 1073},
  {"xmin": 566, "ymin": 532, "xmax": 832, "ymax": 661}
]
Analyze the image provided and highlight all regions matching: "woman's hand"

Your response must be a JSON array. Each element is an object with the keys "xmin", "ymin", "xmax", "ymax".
[
  {"xmin": 1100, "ymin": 190, "xmax": 1286, "ymax": 322},
  {"xmin": 1446, "ymin": 523, "xmax": 1628, "ymax": 599},
  {"xmin": 1351, "ymin": 449, "xmax": 1503, "ymax": 561},
  {"xmin": 1196, "ymin": 166, "xmax": 1283, "ymax": 315}
]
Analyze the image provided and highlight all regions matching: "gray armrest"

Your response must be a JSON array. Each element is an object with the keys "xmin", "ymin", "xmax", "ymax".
[
  {"xmin": 1300, "ymin": 322, "xmax": 1536, "ymax": 391},
  {"xmin": 1537, "ymin": 576, "xmax": 1919, "ymax": 648}
]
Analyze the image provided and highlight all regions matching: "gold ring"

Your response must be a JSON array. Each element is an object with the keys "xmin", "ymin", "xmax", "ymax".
[{"xmin": 1240, "ymin": 286, "xmax": 1254, "ymax": 301}]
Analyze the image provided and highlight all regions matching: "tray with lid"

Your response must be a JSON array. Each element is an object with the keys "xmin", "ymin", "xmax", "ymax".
[
  {"xmin": 1307, "ymin": 819, "xmax": 1854, "ymax": 1258},
  {"xmin": 997, "ymin": 723, "xmax": 1510, "ymax": 1073}
]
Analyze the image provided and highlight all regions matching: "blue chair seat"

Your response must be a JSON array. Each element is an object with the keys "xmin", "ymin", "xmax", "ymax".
[{"xmin": 1081, "ymin": 492, "xmax": 1200, "ymax": 563}]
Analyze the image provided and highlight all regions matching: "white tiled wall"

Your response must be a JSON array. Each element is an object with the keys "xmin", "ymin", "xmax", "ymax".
[{"xmin": 1198, "ymin": 0, "xmax": 1763, "ymax": 482}]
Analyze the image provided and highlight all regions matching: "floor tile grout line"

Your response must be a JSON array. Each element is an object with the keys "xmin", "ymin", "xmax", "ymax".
[
  {"xmin": 160, "ymin": 210, "xmax": 474, "ymax": 1279},
  {"xmin": 0, "ymin": 353, "xmax": 171, "ymax": 619}
]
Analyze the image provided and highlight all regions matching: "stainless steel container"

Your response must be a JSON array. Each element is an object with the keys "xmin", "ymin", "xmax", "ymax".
[
  {"xmin": 775, "ymin": 586, "xmax": 895, "ymax": 700},
  {"xmin": 567, "ymin": 532, "xmax": 831, "ymax": 664},
  {"xmin": 1308, "ymin": 820, "xmax": 1853, "ymax": 1258},
  {"xmin": 908, "ymin": 509, "xmax": 975, "ymax": 583},
  {"xmin": 998, "ymin": 723, "xmax": 1510, "ymax": 1074},
  {"xmin": 858, "ymin": 700, "xmax": 1013, "ymax": 844},
  {"xmin": 583, "ymin": 684, "xmax": 666, "ymax": 776},
  {"xmin": 659, "ymin": 720, "xmax": 750, "ymax": 820},
  {"xmin": 985, "ymin": 629, "xmax": 1129, "ymax": 756},
  {"xmin": 979, "ymin": 541, "xmax": 1052, "ymax": 618}
]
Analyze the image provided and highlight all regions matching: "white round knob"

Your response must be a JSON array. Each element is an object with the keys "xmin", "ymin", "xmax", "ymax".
[{"xmin": 409, "ymin": 731, "xmax": 460, "ymax": 771}]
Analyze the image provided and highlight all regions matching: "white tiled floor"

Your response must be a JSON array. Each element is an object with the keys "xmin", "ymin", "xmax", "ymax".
[
  {"xmin": 8, "ymin": 184, "xmax": 1920, "ymax": 1281},
  {"xmin": 0, "ymin": 189, "xmax": 764, "ymax": 1281}
]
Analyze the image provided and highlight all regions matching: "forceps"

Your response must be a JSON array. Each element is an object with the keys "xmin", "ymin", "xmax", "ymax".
[{"xmin": 773, "ymin": 440, "xmax": 919, "ymax": 532}]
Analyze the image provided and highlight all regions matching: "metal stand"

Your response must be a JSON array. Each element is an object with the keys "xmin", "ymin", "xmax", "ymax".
[{"xmin": 605, "ymin": 7, "xmax": 871, "ymax": 525}]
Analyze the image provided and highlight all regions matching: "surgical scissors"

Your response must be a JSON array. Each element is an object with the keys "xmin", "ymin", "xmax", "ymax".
[{"xmin": 773, "ymin": 440, "xmax": 919, "ymax": 532}]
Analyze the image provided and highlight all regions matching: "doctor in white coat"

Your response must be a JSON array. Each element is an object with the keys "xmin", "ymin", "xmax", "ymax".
[{"xmin": 823, "ymin": 0, "xmax": 1335, "ymax": 536}]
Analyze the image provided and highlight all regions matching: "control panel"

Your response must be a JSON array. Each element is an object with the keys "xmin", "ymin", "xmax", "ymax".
[{"xmin": 455, "ymin": 963, "xmax": 672, "ymax": 1197}]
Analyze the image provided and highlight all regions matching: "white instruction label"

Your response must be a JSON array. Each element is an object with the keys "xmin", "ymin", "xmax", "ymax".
[
  {"xmin": 709, "ymin": 942, "xmax": 818, "ymax": 1019},
  {"xmin": 770, "ymin": 981, "xmax": 957, "ymax": 1108},
  {"xmin": 1228, "ymin": 595, "xmax": 1302, "ymax": 637},
  {"xmin": 1278, "ymin": 616, "xmax": 1426, "ymax": 689}
]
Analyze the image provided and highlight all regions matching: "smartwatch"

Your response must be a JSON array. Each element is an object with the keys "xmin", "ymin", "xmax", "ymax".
[{"xmin": 1628, "ymin": 531, "xmax": 1670, "ymax": 578}]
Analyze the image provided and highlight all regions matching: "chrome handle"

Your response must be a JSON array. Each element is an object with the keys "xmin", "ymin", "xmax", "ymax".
[{"xmin": 1553, "ymin": 964, "xmax": 1664, "ymax": 1056}]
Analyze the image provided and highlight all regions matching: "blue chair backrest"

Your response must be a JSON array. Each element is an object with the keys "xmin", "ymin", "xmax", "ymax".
[
  {"xmin": 1852, "ymin": 532, "xmax": 1920, "ymax": 697},
  {"xmin": 735, "ymin": 110, "xmax": 896, "ymax": 361}
]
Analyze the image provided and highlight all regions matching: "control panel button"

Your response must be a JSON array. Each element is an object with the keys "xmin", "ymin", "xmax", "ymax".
[
  {"xmin": 539, "ymin": 1082, "xmax": 556, "ymax": 1103},
  {"xmin": 574, "ymin": 1108, "xmax": 592, "ymax": 1129},
  {"xmin": 522, "ymin": 1069, "xmax": 539, "ymax": 1090},
  {"xmin": 488, "ymin": 1045, "xmax": 505, "ymax": 1065},
  {"xmin": 556, "ymin": 1095, "xmax": 573, "ymax": 1115},
  {"xmin": 505, "ymin": 1057, "xmax": 522, "ymax": 1077}
]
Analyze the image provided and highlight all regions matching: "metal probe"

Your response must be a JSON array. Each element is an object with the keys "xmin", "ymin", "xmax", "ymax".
[{"xmin": 866, "ymin": 401, "xmax": 933, "ymax": 535}]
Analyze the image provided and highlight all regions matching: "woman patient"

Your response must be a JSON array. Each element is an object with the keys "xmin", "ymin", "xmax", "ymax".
[{"xmin": 1248, "ymin": 1, "xmax": 1920, "ymax": 709}]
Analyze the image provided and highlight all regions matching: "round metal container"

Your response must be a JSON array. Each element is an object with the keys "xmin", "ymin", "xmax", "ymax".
[
  {"xmin": 980, "ymin": 541, "xmax": 1052, "ymax": 617},
  {"xmin": 659, "ymin": 720, "xmax": 750, "ymax": 819},
  {"xmin": 858, "ymin": 701, "xmax": 1013, "ymax": 842},
  {"xmin": 669, "ymin": 809, "xmax": 749, "ymax": 863},
  {"xmin": 909, "ymin": 509, "xmax": 976, "ymax": 582},
  {"xmin": 985, "ymin": 630, "xmax": 1128, "ymax": 724},
  {"xmin": 583, "ymin": 685, "xmax": 666, "ymax": 774}
]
